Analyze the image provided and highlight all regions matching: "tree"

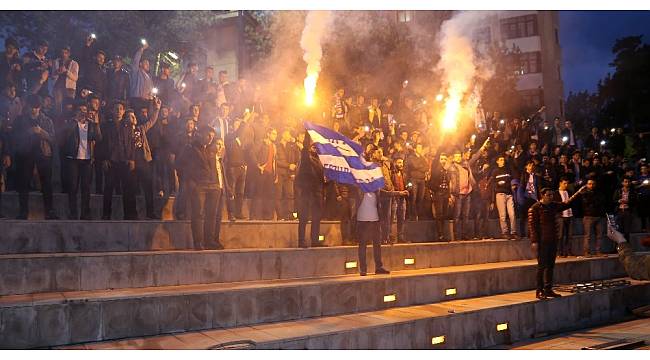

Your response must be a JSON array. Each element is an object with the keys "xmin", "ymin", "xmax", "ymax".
[
  {"xmin": 564, "ymin": 90, "xmax": 600, "ymax": 134},
  {"xmin": 478, "ymin": 44, "xmax": 523, "ymax": 118},
  {"xmin": 596, "ymin": 35, "xmax": 650, "ymax": 132}
]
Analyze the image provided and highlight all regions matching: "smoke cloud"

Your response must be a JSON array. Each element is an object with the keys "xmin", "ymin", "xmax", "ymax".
[{"xmin": 300, "ymin": 10, "xmax": 332, "ymax": 106}]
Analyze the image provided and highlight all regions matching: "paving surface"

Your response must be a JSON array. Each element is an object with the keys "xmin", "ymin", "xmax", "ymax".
[{"xmin": 499, "ymin": 317, "xmax": 650, "ymax": 349}]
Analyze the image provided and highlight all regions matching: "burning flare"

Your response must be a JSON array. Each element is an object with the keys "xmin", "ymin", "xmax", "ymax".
[
  {"xmin": 300, "ymin": 10, "xmax": 331, "ymax": 106},
  {"xmin": 435, "ymin": 11, "xmax": 495, "ymax": 133}
]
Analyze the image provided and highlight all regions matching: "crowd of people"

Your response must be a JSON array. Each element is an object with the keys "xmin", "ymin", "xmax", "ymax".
[{"xmin": 1, "ymin": 35, "xmax": 650, "ymax": 261}]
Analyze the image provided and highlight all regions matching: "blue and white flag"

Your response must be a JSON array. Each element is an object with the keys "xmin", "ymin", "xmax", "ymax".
[{"xmin": 304, "ymin": 121, "xmax": 384, "ymax": 193}]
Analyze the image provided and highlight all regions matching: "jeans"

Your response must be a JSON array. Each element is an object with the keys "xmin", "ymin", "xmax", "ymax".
[
  {"xmin": 67, "ymin": 159, "xmax": 92, "ymax": 219},
  {"xmin": 558, "ymin": 217, "xmax": 572, "ymax": 256},
  {"xmin": 226, "ymin": 165, "xmax": 246, "ymax": 218},
  {"xmin": 452, "ymin": 193, "xmax": 471, "ymax": 240},
  {"xmin": 16, "ymin": 154, "xmax": 54, "ymax": 218},
  {"xmin": 432, "ymin": 191, "xmax": 450, "ymax": 240},
  {"xmin": 391, "ymin": 196, "xmax": 407, "ymax": 242},
  {"xmin": 357, "ymin": 221, "xmax": 383, "ymax": 274},
  {"xmin": 297, "ymin": 187, "xmax": 323, "ymax": 246},
  {"xmin": 379, "ymin": 196, "xmax": 392, "ymax": 243},
  {"xmin": 189, "ymin": 186, "xmax": 222, "ymax": 249},
  {"xmin": 274, "ymin": 175, "xmax": 295, "ymax": 220},
  {"xmin": 408, "ymin": 179, "xmax": 426, "ymax": 220},
  {"xmin": 495, "ymin": 193, "xmax": 517, "ymax": 235},
  {"xmin": 583, "ymin": 216, "xmax": 604, "ymax": 254},
  {"xmin": 340, "ymin": 195, "xmax": 359, "ymax": 244},
  {"xmin": 102, "ymin": 160, "xmax": 124, "ymax": 219},
  {"xmin": 536, "ymin": 240, "xmax": 558, "ymax": 292}
]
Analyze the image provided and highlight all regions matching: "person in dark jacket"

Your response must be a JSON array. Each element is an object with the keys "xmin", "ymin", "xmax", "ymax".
[
  {"xmin": 250, "ymin": 127, "xmax": 277, "ymax": 220},
  {"xmin": 172, "ymin": 118, "xmax": 196, "ymax": 220},
  {"xmin": 578, "ymin": 178, "xmax": 607, "ymax": 256},
  {"xmin": 295, "ymin": 132, "xmax": 325, "ymax": 248},
  {"xmin": 275, "ymin": 129, "xmax": 299, "ymax": 220},
  {"xmin": 224, "ymin": 119, "xmax": 247, "ymax": 220},
  {"xmin": 0, "ymin": 37, "xmax": 22, "ymax": 92},
  {"xmin": 528, "ymin": 186, "xmax": 585, "ymax": 299},
  {"xmin": 613, "ymin": 177, "xmax": 637, "ymax": 242},
  {"xmin": 106, "ymin": 55, "xmax": 129, "ymax": 102},
  {"xmin": 178, "ymin": 126, "xmax": 226, "ymax": 250},
  {"xmin": 12, "ymin": 95, "xmax": 58, "ymax": 219},
  {"xmin": 61, "ymin": 102, "xmax": 102, "ymax": 219},
  {"xmin": 406, "ymin": 143, "xmax": 429, "ymax": 220},
  {"xmin": 519, "ymin": 161, "xmax": 542, "ymax": 237},
  {"xmin": 116, "ymin": 98, "xmax": 161, "ymax": 220},
  {"xmin": 429, "ymin": 152, "xmax": 452, "ymax": 241},
  {"xmin": 96, "ymin": 101, "xmax": 126, "ymax": 219},
  {"xmin": 78, "ymin": 49, "xmax": 107, "ymax": 99}
]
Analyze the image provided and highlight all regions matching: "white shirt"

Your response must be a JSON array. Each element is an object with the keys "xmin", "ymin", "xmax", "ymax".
[
  {"xmin": 77, "ymin": 122, "xmax": 90, "ymax": 160},
  {"xmin": 559, "ymin": 190, "xmax": 573, "ymax": 218},
  {"xmin": 357, "ymin": 192, "xmax": 379, "ymax": 221}
]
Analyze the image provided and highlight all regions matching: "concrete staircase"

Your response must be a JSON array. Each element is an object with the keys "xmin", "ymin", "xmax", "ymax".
[{"xmin": 0, "ymin": 199, "xmax": 649, "ymax": 349}]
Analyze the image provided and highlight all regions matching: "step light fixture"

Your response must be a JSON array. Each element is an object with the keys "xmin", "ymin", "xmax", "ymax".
[
  {"xmin": 383, "ymin": 294, "xmax": 397, "ymax": 303},
  {"xmin": 431, "ymin": 335, "xmax": 446, "ymax": 345},
  {"xmin": 445, "ymin": 288, "xmax": 457, "ymax": 296},
  {"xmin": 403, "ymin": 258, "xmax": 415, "ymax": 265},
  {"xmin": 345, "ymin": 261, "xmax": 357, "ymax": 269},
  {"xmin": 318, "ymin": 235, "xmax": 325, "ymax": 241},
  {"xmin": 496, "ymin": 323, "xmax": 508, "ymax": 331}
]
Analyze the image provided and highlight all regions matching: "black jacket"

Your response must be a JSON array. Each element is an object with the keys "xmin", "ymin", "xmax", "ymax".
[
  {"xmin": 12, "ymin": 113, "xmax": 56, "ymax": 158},
  {"xmin": 224, "ymin": 132, "xmax": 246, "ymax": 167},
  {"xmin": 528, "ymin": 201, "xmax": 573, "ymax": 244},
  {"xmin": 79, "ymin": 63, "xmax": 107, "ymax": 97},
  {"xmin": 406, "ymin": 153, "xmax": 428, "ymax": 181},
  {"xmin": 295, "ymin": 138, "xmax": 324, "ymax": 192},
  {"xmin": 107, "ymin": 68, "xmax": 130, "ymax": 101},
  {"xmin": 96, "ymin": 117, "xmax": 122, "ymax": 162},
  {"xmin": 580, "ymin": 189, "xmax": 606, "ymax": 217},
  {"xmin": 276, "ymin": 141, "xmax": 300, "ymax": 178},
  {"xmin": 177, "ymin": 141, "xmax": 226, "ymax": 190},
  {"xmin": 61, "ymin": 120, "xmax": 102, "ymax": 161}
]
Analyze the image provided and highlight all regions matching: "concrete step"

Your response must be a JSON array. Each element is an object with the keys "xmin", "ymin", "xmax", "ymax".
[
  {"xmin": 0, "ymin": 257, "xmax": 627, "ymax": 349},
  {"xmin": 53, "ymin": 278, "xmax": 650, "ymax": 349},
  {"xmin": 1, "ymin": 218, "xmax": 643, "ymax": 254},
  {"xmin": 0, "ymin": 191, "xmax": 175, "ymax": 220},
  {"xmin": 0, "ymin": 239, "xmax": 534, "ymax": 295}
]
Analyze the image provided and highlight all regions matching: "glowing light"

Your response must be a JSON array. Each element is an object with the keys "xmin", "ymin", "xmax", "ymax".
[
  {"xmin": 643, "ymin": 179, "xmax": 649, "ymax": 185},
  {"xmin": 151, "ymin": 87, "xmax": 159, "ymax": 95},
  {"xmin": 445, "ymin": 288, "xmax": 457, "ymax": 296},
  {"xmin": 292, "ymin": 212, "xmax": 298, "ymax": 218},
  {"xmin": 470, "ymin": 134, "xmax": 476, "ymax": 142},
  {"xmin": 141, "ymin": 38, "xmax": 147, "ymax": 45},
  {"xmin": 562, "ymin": 136, "xmax": 568, "ymax": 143},
  {"xmin": 600, "ymin": 140, "xmax": 606, "ymax": 146},
  {"xmin": 435, "ymin": 94, "xmax": 444, "ymax": 102},
  {"xmin": 318, "ymin": 235, "xmax": 325, "ymax": 242},
  {"xmin": 300, "ymin": 11, "xmax": 330, "ymax": 107},
  {"xmin": 364, "ymin": 126, "xmax": 370, "ymax": 132},
  {"xmin": 610, "ymin": 128, "xmax": 616, "ymax": 133},
  {"xmin": 168, "ymin": 52, "xmax": 179, "ymax": 60},
  {"xmin": 440, "ymin": 93, "xmax": 461, "ymax": 132},
  {"xmin": 404, "ymin": 258, "xmax": 415, "ymax": 265},
  {"xmin": 383, "ymin": 294, "xmax": 397, "ymax": 303},
  {"xmin": 90, "ymin": 33, "xmax": 96, "ymax": 39},
  {"xmin": 431, "ymin": 336, "xmax": 446, "ymax": 345},
  {"xmin": 181, "ymin": 82, "xmax": 186, "ymax": 88},
  {"xmin": 499, "ymin": 119, "xmax": 505, "ymax": 125},
  {"xmin": 496, "ymin": 323, "xmax": 508, "ymax": 331},
  {"xmin": 345, "ymin": 261, "xmax": 357, "ymax": 269}
]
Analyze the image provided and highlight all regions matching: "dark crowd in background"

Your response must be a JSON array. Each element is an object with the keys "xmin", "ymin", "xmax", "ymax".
[{"xmin": 2, "ymin": 35, "xmax": 650, "ymax": 254}]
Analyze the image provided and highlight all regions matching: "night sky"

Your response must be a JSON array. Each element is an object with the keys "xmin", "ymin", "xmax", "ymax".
[{"xmin": 560, "ymin": 10, "xmax": 650, "ymax": 97}]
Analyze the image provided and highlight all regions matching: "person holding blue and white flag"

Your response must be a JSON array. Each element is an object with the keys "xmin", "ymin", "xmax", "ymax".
[{"xmin": 303, "ymin": 122, "xmax": 394, "ymax": 275}]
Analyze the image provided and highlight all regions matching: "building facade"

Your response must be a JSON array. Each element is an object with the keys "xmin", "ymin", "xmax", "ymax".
[{"xmin": 393, "ymin": 10, "xmax": 565, "ymax": 119}]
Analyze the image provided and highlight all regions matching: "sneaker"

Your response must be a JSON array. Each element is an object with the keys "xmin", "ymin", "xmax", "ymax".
[
  {"xmin": 375, "ymin": 268, "xmax": 390, "ymax": 275},
  {"xmin": 360, "ymin": 272, "xmax": 367, "ymax": 276},
  {"xmin": 535, "ymin": 290, "xmax": 548, "ymax": 300}
]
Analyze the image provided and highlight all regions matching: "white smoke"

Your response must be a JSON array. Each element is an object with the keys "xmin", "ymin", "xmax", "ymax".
[
  {"xmin": 300, "ymin": 10, "xmax": 332, "ymax": 106},
  {"xmin": 435, "ymin": 11, "xmax": 498, "ymax": 131}
]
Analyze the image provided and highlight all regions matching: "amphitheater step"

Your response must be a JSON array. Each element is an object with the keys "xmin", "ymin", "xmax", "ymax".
[
  {"xmin": 0, "ymin": 239, "xmax": 536, "ymax": 295},
  {"xmin": 0, "ymin": 256, "xmax": 626, "ymax": 348},
  {"xmin": 53, "ymin": 279, "xmax": 650, "ymax": 349},
  {"xmin": 1, "ymin": 219, "xmax": 640, "ymax": 254},
  {"xmin": 0, "ymin": 192, "xmax": 175, "ymax": 220}
]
